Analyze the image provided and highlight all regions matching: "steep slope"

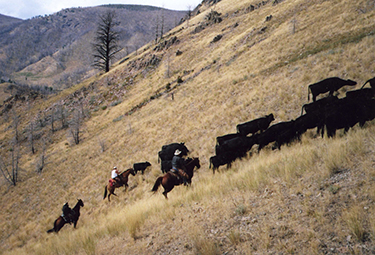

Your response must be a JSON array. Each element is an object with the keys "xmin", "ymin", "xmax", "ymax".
[{"xmin": 1, "ymin": 0, "xmax": 375, "ymax": 254}]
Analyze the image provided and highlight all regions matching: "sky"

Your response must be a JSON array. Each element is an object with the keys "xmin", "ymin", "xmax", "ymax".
[{"xmin": 0, "ymin": 0, "xmax": 202, "ymax": 20}]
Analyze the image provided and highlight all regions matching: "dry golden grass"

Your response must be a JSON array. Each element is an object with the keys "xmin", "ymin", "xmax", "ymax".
[{"xmin": 2, "ymin": 0, "xmax": 375, "ymax": 254}]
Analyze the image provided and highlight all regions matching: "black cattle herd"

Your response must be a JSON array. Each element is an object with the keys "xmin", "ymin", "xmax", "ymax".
[{"xmin": 209, "ymin": 76, "xmax": 375, "ymax": 173}]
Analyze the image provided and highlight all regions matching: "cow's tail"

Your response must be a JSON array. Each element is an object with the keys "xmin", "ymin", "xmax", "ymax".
[
  {"xmin": 151, "ymin": 177, "xmax": 163, "ymax": 192},
  {"xmin": 103, "ymin": 186, "xmax": 108, "ymax": 200}
]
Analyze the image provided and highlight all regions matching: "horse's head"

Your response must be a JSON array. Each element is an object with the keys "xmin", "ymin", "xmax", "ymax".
[
  {"xmin": 130, "ymin": 168, "xmax": 136, "ymax": 176},
  {"xmin": 77, "ymin": 199, "xmax": 84, "ymax": 208},
  {"xmin": 194, "ymin": 157, "xmax": 201, "ymax": 169},
  {"xmin": 73, "ymin": 198, "xmax": 83, "ymax": 211}
]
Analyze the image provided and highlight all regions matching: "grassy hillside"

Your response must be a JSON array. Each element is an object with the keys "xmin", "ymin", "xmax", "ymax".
[{"xmin": 1, "ymin": 0, "xmax": 375, "ymax": 254}]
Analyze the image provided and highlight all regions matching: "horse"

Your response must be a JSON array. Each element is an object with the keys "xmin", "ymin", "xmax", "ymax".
[
  {"xmin": 103, "ymin": 168, "xmax": 136, "ymax": 202},
  {"xmin": 47, "ymin": 199, "xmax": 84, "ymax": 233},
  {"xmin": 152, "ymin": 157, "xmax": 200, "ymax": 199}
]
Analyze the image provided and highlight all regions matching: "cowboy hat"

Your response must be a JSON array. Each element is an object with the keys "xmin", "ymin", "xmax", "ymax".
[{"xmin": 174, "ymin": 149, "xmax": 182, "ymax": 156}]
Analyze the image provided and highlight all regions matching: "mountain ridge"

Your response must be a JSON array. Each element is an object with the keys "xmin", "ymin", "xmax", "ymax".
[{"xmin": 0, "ymin": 4, "xmax": 187, "ymax": 89}]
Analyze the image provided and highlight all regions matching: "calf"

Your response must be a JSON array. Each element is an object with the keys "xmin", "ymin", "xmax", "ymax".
[
  {"xmin": 308, "ymin": 77, "xmax": 357, "ymax": 102},
  {"xmin": 133, "ymin": 161, "xmax": 151, "ymax": 174},
  {"xmin": 236, "ymin": 113, "xmax": 274, "ymax": 136},
  {"xmin": 209, "ymin": 151, "xmax": 238, "ymax": 174}
]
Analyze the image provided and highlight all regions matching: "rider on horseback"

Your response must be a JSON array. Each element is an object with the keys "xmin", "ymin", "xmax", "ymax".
[
  {"xmin": 62, "ymin": 202, "xmax": 73, "ymax": 223},
  {"xmin": 171, "ymin": 149, "xmax": 189, "ymax": 185},
  {"xmin": 111, "ymin": 166, "xmax": 122, "ymax": 186}
]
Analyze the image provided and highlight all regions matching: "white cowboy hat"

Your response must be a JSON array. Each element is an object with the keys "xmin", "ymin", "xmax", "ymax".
[
  {"xmin": 113, "ymin": 166, "xmax": 117, "ymax": 169},
  {"xmin": 174, "ymin": 149, "xmax": 182, "ymax": 156}
]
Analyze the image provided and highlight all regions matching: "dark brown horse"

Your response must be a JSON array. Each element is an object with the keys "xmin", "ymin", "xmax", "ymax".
[
  {"xmin": 103, "ymin": 168, "xmax": 135, "ymax": 201},
  {"xmin": 152, "ymin": 157, "xmax": 200, "ymax": 199},
  {"xmin": 47, "ymin": 199, "xmax": 84, "ymax": 233}
]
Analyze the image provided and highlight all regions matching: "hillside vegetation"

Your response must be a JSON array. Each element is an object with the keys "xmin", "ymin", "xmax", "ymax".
[
  {"xmin": 2, "ymin": 0, "xmax": 375, "ymax": 254},
  {"xmin": 0, "ymin": 5, "xmax": 186, "ymax": 89}
]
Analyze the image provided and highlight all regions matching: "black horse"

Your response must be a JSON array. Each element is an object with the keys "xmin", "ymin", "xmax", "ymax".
[{"xmin": 47, "ymin": 199, "xmax": 84, "ymax": 233}]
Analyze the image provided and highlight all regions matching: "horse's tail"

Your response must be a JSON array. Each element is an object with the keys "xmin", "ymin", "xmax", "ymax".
[
  {"xmin": 103, "ymin": 186, "xmax": 108, "ymax": 200},
  {"xmin": 151, "ymin": 177, "xmax": 163, "ymax": 192},
  {"xmin": 47, "ymin": 219, "xmax": 57, "ymax": 233}
]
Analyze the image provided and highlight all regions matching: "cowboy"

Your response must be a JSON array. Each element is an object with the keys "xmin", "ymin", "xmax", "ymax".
[
  {"xmin": 111, "ymin": 166, "xmax": 122, "ymax": 186},
  {"xmin": 62, "ymin": 202, "xmax": 73, "ymax": 223},
  {"xmin": 171, "ymin": 149, "xmax": 189, "ymax": 185}
]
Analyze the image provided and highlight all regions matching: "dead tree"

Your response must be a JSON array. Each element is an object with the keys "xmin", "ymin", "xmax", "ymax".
[
  {"xmin": 92, "ymin": 11, "xmax": 121, "ymax": 73},
  {"xmin": 69, "ymin": 107, "xmax": 84, "ymax": 145},
  {"xmin": 0, "ymin": 138, "xmax": 20, "ymax": 186}
]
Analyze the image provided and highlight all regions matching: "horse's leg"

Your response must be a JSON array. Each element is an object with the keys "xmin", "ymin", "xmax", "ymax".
[
  {"xmin": 163, "ymin": 191, "xmax": 168, "ymax": 199},
  {"xmin": 103, "ymin": 186, "xmax": 108, "ymax": 200},
  {"xmin": 162, "ymin": 183, "xmax": 175, "ymax": 199}
]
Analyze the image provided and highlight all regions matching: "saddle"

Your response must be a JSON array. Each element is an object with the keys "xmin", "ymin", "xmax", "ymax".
[
  {"xmin": 61, "ymin": 211, "xmax": 75, "ymax": 223},
  {"xmin": 169, "ymin": 170, "xmax": 182, "ymax": 183},
  {"xmin": 109, "ymin": 179, "xmax": 115, "ymax": 187}
]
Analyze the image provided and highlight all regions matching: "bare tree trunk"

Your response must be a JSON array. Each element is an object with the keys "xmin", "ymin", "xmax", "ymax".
[
  {"xmin": 69, "ymin": 106, "xmax": 84, "ymax": 145},
  {"xmin": 0, "ymin": 137, "xmax": 20, "ymax": 186},
  {"xmin": 28, "ymin": 119, "xmax": 36, "ymax": 154},
  {"xmin": 36, "ymin": 138, "xmax": 46, "ymax": 173}
]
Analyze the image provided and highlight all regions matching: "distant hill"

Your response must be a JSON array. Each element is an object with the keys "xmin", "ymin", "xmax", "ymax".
[
  {"xmin": 0, "ymin": 5, "xmax": 187, "ymax": 89},
  {"xmin": 0, "ymin": 14, "xmax": 22, "ymax": 25}
]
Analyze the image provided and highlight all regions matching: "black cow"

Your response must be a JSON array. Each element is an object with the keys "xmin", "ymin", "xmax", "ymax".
[
  {"xmin": 272, "ymin": 123, "xmax": 300, "ymax": 150},
  {"xmin": 160, "ymin": 160, "xmax": 172, "ymax": 173},
  {"xmin": 216, "ymin": 133, "xmax": 241, "ymax": 146},
  {"xmin": 236, "ymin": 113, "xmax": 274, "ymax": 136},
  {"xmin": 215, "ymin": 136, "xmax": 257, "ymax": 157},
  {"xmin": 133, "ymin": 161, "xmax": 151, "ymax": 174},
  {"xmin": 336, "ymin": 97, "xmax": 375, "ymax": 136},
  {"xmin": 158, "ymin": 142, "xmax": 189, "ymax": 162},
  {"xmin": 323, "ymin": 97, "xmax": 370, "ymax": 137},
  {"xmin": 301, "ymin": 96, "xmax": 339, "ymax": 115},
  {"xmin": 345, "ymin": 88, "xmax": 375, "ymax": 101},
  {"xmin": 308, "ymin": 77, "xmax": 357, "ymax": 102},
  {"xmin": 209, "ymin": 151, "xmax": 238, "ymax": 174},
  {"xmin": 256, "ymin": 121, "xmax": 295, "ymax": 152},
  {"xmin": 294, "ymin": 113, "xmax": 324, "ymax": 138},
  {"xmin": 361, "ymin": 77, "xmax": 375, "ymax": 89}
]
